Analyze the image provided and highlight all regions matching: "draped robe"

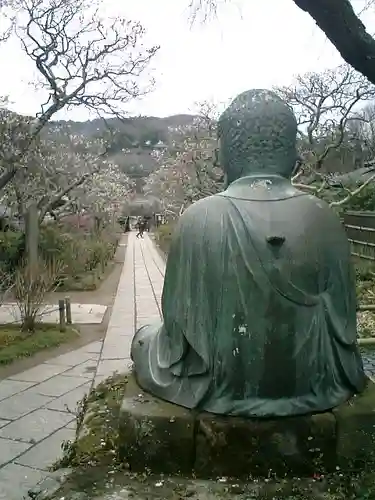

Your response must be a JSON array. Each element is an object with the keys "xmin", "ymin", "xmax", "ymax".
[{"xmin": 131, "ymin": 174, "xmax": 366, "ymax": 417}]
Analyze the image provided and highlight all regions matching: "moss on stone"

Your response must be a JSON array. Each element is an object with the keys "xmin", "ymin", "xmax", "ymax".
[
  {"xmin": 53, "ymin": 373, "xmax": 129, "ymax": 470},
  {"xmin": 334, "ymin": 379, "xmax": 375, "ymax": 469},
  {"xmin": 118, "ymin": 375, "xmax": 196, "ymax": 474}
]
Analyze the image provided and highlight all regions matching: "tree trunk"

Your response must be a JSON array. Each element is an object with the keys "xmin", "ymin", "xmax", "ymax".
[{"xmin": 294, "ymin": 0, "xmax": 375, "ymax": 85}]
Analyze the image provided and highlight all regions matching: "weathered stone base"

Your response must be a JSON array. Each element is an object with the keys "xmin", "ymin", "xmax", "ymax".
[
  {"xmin": 119, "ymin": 376, "xmax": 375, "ymax": 478},
  {"xmin": 119, "ymin": 376, "xmax": 195, "ymax": 474}
]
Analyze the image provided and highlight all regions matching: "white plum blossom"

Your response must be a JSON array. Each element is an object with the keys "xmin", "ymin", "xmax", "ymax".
[{"xmin": 144, "ymin": 101, "xmax": 224, "ymax": 216}]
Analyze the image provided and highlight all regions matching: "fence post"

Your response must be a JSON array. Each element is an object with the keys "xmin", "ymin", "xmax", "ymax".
[
  {"xmin": 58, "ymin": 299, "xmax": 66, "ymax": 332},
  {"xmin": 65, "ymin": 297, "xmax": 72, "ymax": 325}
]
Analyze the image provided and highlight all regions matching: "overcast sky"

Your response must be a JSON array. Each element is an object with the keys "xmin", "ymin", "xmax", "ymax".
[{"xmin": 0, "ymin": 0, "xmax": 374, "ymax": 120}]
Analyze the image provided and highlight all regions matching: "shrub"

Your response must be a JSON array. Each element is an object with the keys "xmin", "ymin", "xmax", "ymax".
[
  {"xmin": 154, "ymin": 223, "xmax": 176, "ymax": 254},
  {"xmin": 0, "ymin": 231, "xmax": 24, "ymax": 273},
  {"xmin": 14, "ymin": 257, "xmax": 65, "ymax": 332},
  {"xmin": 0, "ymin": 222, "xmax": 120, "ymax": 292},
  {"xmin": 318, "ymin": 184, "xmax": 375, "ymax": 214}
]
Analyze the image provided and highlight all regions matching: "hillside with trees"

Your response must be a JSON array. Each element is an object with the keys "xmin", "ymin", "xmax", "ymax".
[{"xmin": 44, "ymin": 113, "xmax": 198, "ymax": 195}]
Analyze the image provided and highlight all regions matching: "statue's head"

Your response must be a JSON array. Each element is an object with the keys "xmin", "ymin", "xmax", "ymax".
[{"xmin": 218, "ymin": 89, "xmax": 298, "ymax": 184}]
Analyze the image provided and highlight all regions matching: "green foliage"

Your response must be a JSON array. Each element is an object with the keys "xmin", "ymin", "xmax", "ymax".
[
  {"xmin": 316, "ymin": 184, "xmax": 375, "ymax": 217},
  {"xmin": 344, "ymin": 185, "xmax": 375, "ymax": 212},
  {"xmin": 154, "ymin": 223, "xmax": 175, "ymax": 254},
  {"xmin": 0, "ymin": 222, "xmax": 120, "ymax": 291},
  {"xmin": 42, "ymin": 225, "xmax": 119, "ymax": 288},
  {"xmin": 14, "ymin": 257, "xmax": 65, "ymax": 332},
  {"xmin": 0, "ymin": 231, "xmax": 24, "ymax": 273},
  {"xmin": 55, "ymin": 373, "xmax": 129, "ymax": 470}
]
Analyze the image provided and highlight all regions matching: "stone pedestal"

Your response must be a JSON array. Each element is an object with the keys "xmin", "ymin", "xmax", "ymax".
[
  {"xmin": 118, "ymin": 376, "xmax": 195, "ymax": 474},
  {"xmin": 195, "ymin": 411, "xmax": 335, "ymax": 478},
  {"xmin": 119, "ymin": 375, "xmax": 375, "ymax": 478}
]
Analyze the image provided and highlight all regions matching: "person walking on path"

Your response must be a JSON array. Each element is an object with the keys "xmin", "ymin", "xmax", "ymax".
[{"xmin": 136, "ymin": 218, "xmax": 146, "ymax": 239}]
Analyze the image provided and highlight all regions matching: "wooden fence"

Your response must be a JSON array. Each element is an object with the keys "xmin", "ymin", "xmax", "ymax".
[{"xmin": 342, "ymin": 211, "xmax": 375, "ymax": 262}]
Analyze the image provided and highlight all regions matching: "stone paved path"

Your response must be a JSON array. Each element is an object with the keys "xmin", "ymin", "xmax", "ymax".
[
  {"xmin": 94, "ymin": 232, "xmax": 164, "ymax": 385},
  {"xmin": 1, "ymin": 231, "xmax": 375, "ymax": 499},
  {"xmin": 0, "ymin": 340, "xmax": 102, "ymax": 499},
  {"xmin": 0, "ymin": 232, "xmax": 165, "ymax": 499}
]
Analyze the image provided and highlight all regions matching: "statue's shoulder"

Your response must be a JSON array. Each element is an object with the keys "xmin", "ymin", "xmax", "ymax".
[{"xmin": 180, "ymin": 194, "xmax": 229, "ymax": 221}]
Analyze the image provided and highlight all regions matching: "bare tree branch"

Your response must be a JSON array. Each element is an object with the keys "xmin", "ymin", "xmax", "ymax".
[
  {"xmin": 0, "ymin": 0, "xmax": 158, "ymax": 192},
  {"xmin": 190, "ymin": 0, "xmax": 375, "ymax": 86},
  {"xmin": 329, "ymin": 172, "xmax": 375, "ymax": 207},
  {"xmin": 293, "ymin": 0, "xmax": 375, "ymax": 86},
  {"xmin": 276, "ymin": 64, "xmax": 375, "ymax": 183}
]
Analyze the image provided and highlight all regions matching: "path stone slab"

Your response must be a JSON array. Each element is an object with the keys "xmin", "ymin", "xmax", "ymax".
[
  {"xmin": 0, "ymin": 463, "xmax": 47, "ymax": 500},
  {"xmin": 32, "ymin": 375, "xmax": 89, "ymax": 398},
  {"xmin": 0, "ymin": 438, "xmax": 31, "ymax": 466},
  {"xmin": 82, "ymin": 341, "xmax": 103, "ymax": 354},
  {"xmin": 0, "ymin": 380, "xmax": 35, "ymax": 402},
  {"xmin": 16, "ymin": 426, "xmax": 75, "ymax": 470},
  {"xmin": 9, "ymin": 363, "xmax": 69, "ymax": 383},
  {"xmin": 61, "ymin": 360, "xmax": 98, "ymax": 379},
  {"xmin": 108, "ymin": 314, "xmax": 134, "ymax": 329},
  {"xmin": 96, "ymin": 359, "xmax": 130, "ymax": 378},
  {"xmin": 0, "ymin": 408, "xmax": 74, "ymax": 443},
  {"xmin": 105, "ymin": 325, "xmax": 133, "ymax": 340},
  {"xmin": 45, "ymin": 382, "xmax": 91, "ymax": 413},
  {"xmin": 0, "ymin": 391, "xmax": 53, "ymax": 420},
  {"xmin": 47, "ymin": 350, "xmax": 96, "ymax": 367},
  {"xmin": 101, "ymin": 339, "xmax": 132, "ymax": 360},
  {"xmin": 0, "ymin": 420, "xmax": 10, "ymax": 429}
]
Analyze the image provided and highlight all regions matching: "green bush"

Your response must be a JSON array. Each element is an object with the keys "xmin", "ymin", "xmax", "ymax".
[
  {"xmin": 0, "ymin": 223, "xmax": 120, "ymax": 290},
  {"xmin": 0, "ymin": 231, "xmax": 23, "ymax": 273},
  {"xmin": 344, "ymin": 184, "xmax": 375, "ymax": 212},
  {"xmin": 318, "ymin": 184, "xmax": 375, "ymax": 215},
  {"xmin": 154, "ymin": 223, "xmax": 176, "ymax": 254}
]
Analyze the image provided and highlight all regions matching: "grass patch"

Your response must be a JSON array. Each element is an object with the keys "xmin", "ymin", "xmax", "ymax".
[{"xmin": 0, "ymin": 323, "xmax": 79, "ymax": 365}]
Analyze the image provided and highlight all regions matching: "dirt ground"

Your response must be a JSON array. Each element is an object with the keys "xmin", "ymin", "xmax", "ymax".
[{"xmin": 0, "ymin": 237, "xmax": 127, "ymax": 380}]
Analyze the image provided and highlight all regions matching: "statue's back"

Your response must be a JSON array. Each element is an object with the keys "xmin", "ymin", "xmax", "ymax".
[
  {"xmin": 166, "ymin": 185, "xmax": 364, "ymax": 416},
  {"xmin": 131, "ymin": 88, "xmax": 366, "ymax": 417}
]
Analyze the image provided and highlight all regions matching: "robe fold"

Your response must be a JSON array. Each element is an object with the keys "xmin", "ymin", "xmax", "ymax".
[{"xmin": 131, "ymin": 174, "xmax": 366, "ymax": 417}]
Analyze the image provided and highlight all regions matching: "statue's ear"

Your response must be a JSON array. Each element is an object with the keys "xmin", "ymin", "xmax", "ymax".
[{"xmin": 267, "ymin": 236, "xmax": 285, "ymax": 247}]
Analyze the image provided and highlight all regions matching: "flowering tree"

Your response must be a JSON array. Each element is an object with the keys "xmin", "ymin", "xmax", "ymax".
[
  {"xmin": 73, "ymin": 163, "xmax": 134, "ymax": 217},
  {"xmin": 146, "ymin": 66, "xmax": 375, "ymax": 213},
  {"xmin": 3, "ymin": 129, "xmax": 133, "ymax": 221},
  {"xmin": 0, "ymin": 0, "xmax": 158, "ymax": 192},
  {"xmin": 144, "ymin": 101, "xmax": 223, "ymax": 215}
]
